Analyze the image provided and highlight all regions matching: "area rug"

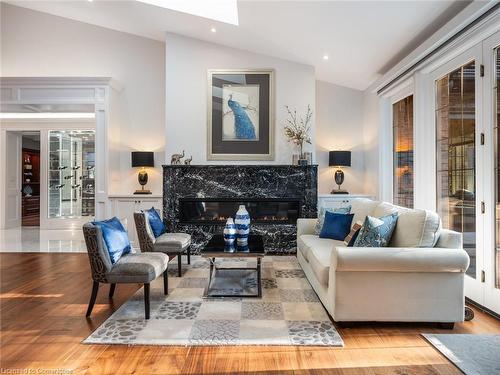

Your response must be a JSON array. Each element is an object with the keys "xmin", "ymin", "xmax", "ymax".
[
  {"xmin": 423, "ymin": 334, "xmax": 500, "ymax": 375},
  {"xmin": 83, "ymin": 256, "xmax": 344, "ymax": 346}
]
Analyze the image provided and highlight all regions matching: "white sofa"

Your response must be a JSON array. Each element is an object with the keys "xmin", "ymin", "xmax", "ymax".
[{"xmin": 297, "ymin": 198, "xmax": 470, "ymax": 326}]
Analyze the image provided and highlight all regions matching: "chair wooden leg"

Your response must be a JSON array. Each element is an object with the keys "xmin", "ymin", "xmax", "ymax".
[
  {"xmin": 144, "ymin": 283, "xmax": 150, "ymax": 320},
  {"xmin": 163, "ymin": 270, "xmax": 168, "ymax": 295},
  {"xmin": 109, "ymin": 283, "xmax": 116, "ymax": 299},
  {"xmin": 86, "ymin": 281, "xmax": 99, "ymax": 317},
  {"xmin": 178, "ymin": 254, "xmax": 182, "ymax": 277},
  {"xmin": 187, "ymin": 247, "xmax": 191, "ymax": 265}
]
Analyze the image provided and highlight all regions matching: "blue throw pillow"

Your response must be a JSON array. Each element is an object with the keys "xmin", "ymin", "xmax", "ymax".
[
  {"xmin": 93, "ymin": 217, "xmax": 131, "ymax": 264},
  {"xmin": 353, "ymin": 213, "xmax": 398, "ymax": 247},
  {"xmin": 146, "ymin": 207, "xmax": 165, "ymax": 238},
  {"xmin": 319, "ymin": 211, "xmax": 354, "ymax": 241},
  {"xmin": 315, "ymin": 205, "xmax": 351, "ymax": 235}
]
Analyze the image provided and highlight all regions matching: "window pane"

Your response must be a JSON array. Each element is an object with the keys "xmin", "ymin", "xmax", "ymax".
[
  {"xmin": 48, "ymin": 130, "xmax": 95, "ymax": 218},
  {"xmin": 436, "ymin": 61, "xmax": 476, "ymax": 279},
  {"xmin": 393, "ymin": 95, "xmax": 414, "ymax": 208}
]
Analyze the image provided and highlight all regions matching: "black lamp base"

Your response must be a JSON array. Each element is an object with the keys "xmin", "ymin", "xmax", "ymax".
[
  {"xmin": 330, "ymin": 189, "xmax": 349, "ymax": 195},
  {"xmin": 134, "ymin": 189, "xmax": 152, "ymax": 195}
]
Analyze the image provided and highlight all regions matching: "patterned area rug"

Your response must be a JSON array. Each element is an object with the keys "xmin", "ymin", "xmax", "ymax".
[
  {"xmin": 83, "ymin": 256, "xmax": 343, "ymax": 346},
  {"xmin": 423, "ymin": 334, "xmax": 500, "ymax": 375}
]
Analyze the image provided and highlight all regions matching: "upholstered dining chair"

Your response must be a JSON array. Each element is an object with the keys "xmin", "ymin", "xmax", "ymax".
[
  {"xmin": 82, "ymin": 222, "xmax": 169, "ymax": 319},
  {"xmin": 134, "ymin": 211, "xmax": 191, "ymax": 277}
]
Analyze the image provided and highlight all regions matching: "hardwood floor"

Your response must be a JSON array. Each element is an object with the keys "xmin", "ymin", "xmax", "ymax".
[{"xmin": 1, "ymin": 253, "xmax": 499, "ymax": 375}]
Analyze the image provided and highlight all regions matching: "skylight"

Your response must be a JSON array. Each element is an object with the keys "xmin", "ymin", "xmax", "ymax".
[{"xmin": 136, "ymin": 0, "xmax": 239, "ymax": 25}]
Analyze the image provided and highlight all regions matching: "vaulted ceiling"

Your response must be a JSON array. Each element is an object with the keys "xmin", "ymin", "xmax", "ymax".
[{"xmin": 5, "ymin": 0, "xmax": 470, "ymax": 90}]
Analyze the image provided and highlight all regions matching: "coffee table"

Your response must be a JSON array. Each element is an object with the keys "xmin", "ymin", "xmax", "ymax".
[{"xmin": 201, "ymin": 234, "xmax": 264, "ymax": 298}]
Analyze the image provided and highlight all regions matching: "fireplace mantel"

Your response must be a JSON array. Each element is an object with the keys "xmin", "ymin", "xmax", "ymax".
[{"xmin": 163, "ymin": 164, "xmax": 318, "ymax": 253}]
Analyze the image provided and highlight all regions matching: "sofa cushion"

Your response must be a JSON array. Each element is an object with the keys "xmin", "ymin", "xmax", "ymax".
[
  {"xmin": 154, "ymin": 232, "xmax": 191, "ymax": 253},
  {"xmin": 308, "ymin": 241, "xmax": 343, "ymax": 286},
  {"xmin": 351, "ymin": 199, "xmax": 379, "ymax": 229},
  {"xmin": 372, "ymin": 202, "xmax": 441, "ymax": 247},
  {"xmin": 106, "ymin": 253, "xmax": 168, "ymax": 283},
  {"xmin": 298, "ymin": 234, "xmax": 336, "ymax": 262}
]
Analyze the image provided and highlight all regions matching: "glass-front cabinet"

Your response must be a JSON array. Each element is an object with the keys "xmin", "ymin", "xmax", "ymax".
[{"xmin": 48, "ymin": 130, "xmax": 95, "ymax": 218}]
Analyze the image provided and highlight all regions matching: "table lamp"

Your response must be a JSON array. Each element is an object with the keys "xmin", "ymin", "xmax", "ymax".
[
  {"xmin": 329, "ymin": 150, "xmax": 351, "ymax": 194},
  {"xmin": 131, "ymin": 151, "xmax": 154, "ymax": 194}
]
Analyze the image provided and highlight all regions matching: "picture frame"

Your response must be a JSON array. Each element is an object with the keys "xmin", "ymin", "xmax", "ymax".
[{"xmin": 207, "ymin": 69, "xmax": 275, "ymax": 161}]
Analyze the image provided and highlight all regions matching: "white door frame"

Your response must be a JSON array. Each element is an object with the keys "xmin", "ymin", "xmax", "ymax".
[
  {"xmin": 481, "ymin": 30, "xmax": 500, "ymax": 314},
  {"xmin": 427, "ymin": 43, "xmax": 485, "ymax": 303},
  {"xmin": 0, "ymin": 77, "xmax": 111, "ymax": 229}
]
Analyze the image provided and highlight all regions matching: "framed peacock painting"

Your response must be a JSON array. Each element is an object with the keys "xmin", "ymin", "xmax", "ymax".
[{"xmin": 207, "ymin": 69, "xmax": 274, "ymax": 160}]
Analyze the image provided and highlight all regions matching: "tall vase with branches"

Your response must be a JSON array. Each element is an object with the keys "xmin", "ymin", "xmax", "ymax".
[{"xmin": 284, "ymin": 105, "xmax": 313, "ymax": 162}]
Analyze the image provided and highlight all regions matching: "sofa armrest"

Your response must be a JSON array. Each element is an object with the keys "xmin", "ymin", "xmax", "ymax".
[
  {"xmin": 331, "ymin": 246, "xmax": 469, "ymax": 273},
  {"xmin": 435, "ymin": 229, "xmax": 463, "ymax": 249},
  {"xmin": 297, "ymin": 218, "xmax": 317, "ymax": 237}
]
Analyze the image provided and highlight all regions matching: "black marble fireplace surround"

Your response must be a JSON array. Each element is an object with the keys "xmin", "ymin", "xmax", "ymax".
[{"xmin": 163, "ymin": 165, "xmax": 318, "ymax": 254}]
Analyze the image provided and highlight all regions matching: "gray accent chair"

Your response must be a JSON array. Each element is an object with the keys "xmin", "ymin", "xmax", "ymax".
[
  {"xmin": 134, "ymin": 211, "xmax": 191, "ymax": 277},
  {"xmin": 82, "ymin": 222, "xmax": 169, "ymax": 319}
]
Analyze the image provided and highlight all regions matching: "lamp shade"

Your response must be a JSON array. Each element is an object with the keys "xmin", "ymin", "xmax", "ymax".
[
  {"xmin": 131, "ymin": 151, "xmax": 154, "ymax": 168},
  {"xmin": 329, "ymin": 151, "xmax": 351, "ymax": 167}
]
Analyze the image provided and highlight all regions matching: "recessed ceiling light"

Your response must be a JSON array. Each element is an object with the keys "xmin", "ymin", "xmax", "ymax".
[
  {"xmin": 211, "ymin": 27, "xmax": 216, "ymax": 33},
  {"xmin": 87, "ymin": 0, "xmax": 93, "ymax": 2},
  {"xmin": 323, "ymin": 55, "xmax": 329, "ymax": 60}
]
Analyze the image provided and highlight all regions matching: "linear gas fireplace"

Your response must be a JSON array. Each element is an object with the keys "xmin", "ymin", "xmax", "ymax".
[
  {"xmin": 163, "ymin": 165, "xmax": 318, "ymax": 254},
  {"xmin": 179, "ymin": 198, "xmax": 300, "ymax": 224}
]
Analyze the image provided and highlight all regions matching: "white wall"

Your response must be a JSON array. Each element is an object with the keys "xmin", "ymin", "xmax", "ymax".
[
  {"xmin": 361, "ymin": 90, "xmax": 380, "ymax": 198},
  {"xmin": 165, "ymin": 33, "xmax": 316, "ymax": 165},
  {"xmin": 0, "ymin": 3, "xmax": 166, "ymax": 195},
  {"xmin": 315, "ymin": 80, "xmax": 367, "ymax": 194}
]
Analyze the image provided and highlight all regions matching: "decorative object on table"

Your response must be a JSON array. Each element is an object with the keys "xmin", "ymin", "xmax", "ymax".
[
  {"xmin": 235, "ymin": 205, "xmax": 251, "ymax": 245},
  {"xmin": 207, "ymin": 69, "xmax": 274, "ymax": 161},
  {"xmin": 131, "ymin": 151, "xmax": 154, "ymax": 195},
  {"xmin": 315, "ymin": 205, "xmax": 351, "ymax": 235},
  {"xmin": 170, "ymin": 150, "xmax": 185, "ymax": 165},
  {"xmin": 353, "ymin": 213, "xmax": 398, "ymax": 247},
  {"xmin": 319, "ymin": 211, "xmax": 354, "ymax": 240},
  {"xmin": 303, "ymin": 151, "xmax": 313, "ymax": 165},
  {"xmin": 223, "ymin": 217, "xmax": 237, "ymax": 246},
  {"xmin": 292, "ymin": 153, "xmax": 300, "ymax": 165},
  {"xmin": 284, "ymin": 105, "xmax": 313, "ymax": 165},
  {"xmin": 329, "ymin": 150, "xmax": 351, "ymax": 194},
  {"xmin": 184, "ymin": 155, "xmax": 193, "ymax": 165}
]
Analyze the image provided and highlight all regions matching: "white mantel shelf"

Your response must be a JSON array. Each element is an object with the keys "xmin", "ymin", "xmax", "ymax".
[{"xmin": 318, "ymin": 194, "xmax": 373, "ymax": 198}]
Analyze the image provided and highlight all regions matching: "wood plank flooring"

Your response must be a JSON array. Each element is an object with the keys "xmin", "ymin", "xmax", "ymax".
[{"xmin": 1, "ymin": 253, "xmax": 499, "ymax": 375}]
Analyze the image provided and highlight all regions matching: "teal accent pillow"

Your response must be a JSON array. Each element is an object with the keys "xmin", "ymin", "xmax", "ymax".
[
  {"xmin": 146, "ymin": 207, "xmax": 165, "ymax": 238},
  {"xmin": 315, "ymin": 205, "xmax": 351, "ymax": 235},
  {"xmin": 319, "ymin": 211, "xmax": 354, "ymax": 240},
  {"xmin": 93, "ymin": 217, "xmax": 131, "ymax": 264},
  {"xmin": 353, "ymin": 213, "xmax": 398, "ymax": 247}
]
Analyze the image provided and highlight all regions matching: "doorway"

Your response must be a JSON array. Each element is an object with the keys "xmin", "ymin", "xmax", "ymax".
[{"xmin": 21, "ymin": 132, "xmax": 41, "ymax": 226}]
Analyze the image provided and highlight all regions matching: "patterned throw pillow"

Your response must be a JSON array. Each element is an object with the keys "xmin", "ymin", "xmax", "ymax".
[
  {"xmin": 344, "ymin": 221, "xmax": 363, "ymax": 246},
  {"xmin": 315, "ymin": 205, "xmax": 351, "ymax": 235},
  {"xmin": 353, "ymin": 213, "xmax": 398, "ymax": 247}
]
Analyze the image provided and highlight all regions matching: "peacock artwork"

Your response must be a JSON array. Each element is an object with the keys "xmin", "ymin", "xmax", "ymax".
[
  {"xmin": 208, "ymin": 70, "xmax": 274, "ymax": 161},
  {"xmin": 222, "ymin": 84, "xmax": 259, "ymax": 141}
]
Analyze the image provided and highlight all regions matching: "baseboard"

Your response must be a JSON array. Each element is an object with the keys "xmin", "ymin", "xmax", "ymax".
[{"xmin": 465, "ymin": 297, "xmax": 500, "ymax": 320}]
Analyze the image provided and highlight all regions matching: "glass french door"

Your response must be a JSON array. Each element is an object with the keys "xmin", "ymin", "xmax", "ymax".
[
  {"xmin": 434, "ymin": 31, "xmax": 500, "ymax": 314},
  {"xmin": 433, "ymin": 43, "xmax": 485, "ymax": 305}
]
